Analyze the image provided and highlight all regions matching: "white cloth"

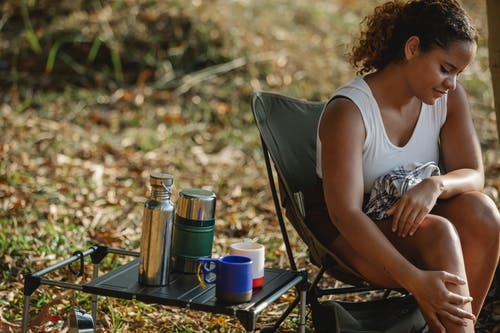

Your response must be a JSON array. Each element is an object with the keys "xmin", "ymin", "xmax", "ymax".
[
  {"xmin": 363, "ymin": 162, "xmax": 441, "ymax": 220},
  {"xmin": 316, "ymin": 76, "xmax": 447, "ymax": 193}
]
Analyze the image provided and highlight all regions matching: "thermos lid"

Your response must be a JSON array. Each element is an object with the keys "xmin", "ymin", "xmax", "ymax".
[
  {"xmin": 150, "ymin": 173, "xmax": 174, "ymax": 187},
  {"xmin": 176, "ymin": 188, "xmax": 216, "ymax": 221}
]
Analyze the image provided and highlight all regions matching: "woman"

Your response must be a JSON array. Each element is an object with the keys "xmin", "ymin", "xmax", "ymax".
[{"xmin": 308, "ymin": 1, "xmax": 500, "ymax": 332}]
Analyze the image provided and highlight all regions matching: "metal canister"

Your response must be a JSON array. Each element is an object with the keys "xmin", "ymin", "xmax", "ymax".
[
  {"xmin": 171, "ymin": 188, "xmax": 216, "ymax": 273},
  {"xmin": 138, "ymin": 173, "xmax": 175, "ymax": 286}
]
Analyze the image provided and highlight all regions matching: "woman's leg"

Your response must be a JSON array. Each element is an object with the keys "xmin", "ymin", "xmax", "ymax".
[
  {"xmin": 329, "ymin": 214, "xmax": 474, "ymax": 333},
  {"xmin": 431, "ymin": 191, "xmax": 500, "ymax": 316}
]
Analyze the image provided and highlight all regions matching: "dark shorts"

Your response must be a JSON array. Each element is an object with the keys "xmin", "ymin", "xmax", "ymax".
[
  {"xmin": 305, "ymin": 177, "xmax": 369, "ymax": 247},
  {"xmin": 305, "ymin": 177, "xmax": 340, "ymax": 246}
]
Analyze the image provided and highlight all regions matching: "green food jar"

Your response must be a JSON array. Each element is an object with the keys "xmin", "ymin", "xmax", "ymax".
[{"xmin": 171, "ymin": 188, "xmax": 216, "ymax": 273}]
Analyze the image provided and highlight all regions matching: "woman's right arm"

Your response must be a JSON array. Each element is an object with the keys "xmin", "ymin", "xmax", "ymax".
[
  {"xmin": 319, "ymin": 98, "xmax": 474, "ymax": 330},
  {"xmin": 319, "ymin": 97, "xmax": 417, "ymax": 285}
]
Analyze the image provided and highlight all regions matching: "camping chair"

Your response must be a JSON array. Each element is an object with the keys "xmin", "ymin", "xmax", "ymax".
[
  {"xmin": 251, "ymin": 91, "xmax": 374, "ymax": 290},
  {"xmin": 251, "ymin": 91, "xmax": 427, "ymax": 332}
]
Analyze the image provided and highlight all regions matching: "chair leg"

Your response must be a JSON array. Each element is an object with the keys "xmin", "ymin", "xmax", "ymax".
[
  {"xmin": 269, "ymin": 296, "xmax": 300, "ymax": 332},
  {"xmin": 308, "ymin": 265, "xmax": 327, "ymax": 300},
  {"xmin": 262, "ymin": 271, "xmax": 309, "ymax": 333}
]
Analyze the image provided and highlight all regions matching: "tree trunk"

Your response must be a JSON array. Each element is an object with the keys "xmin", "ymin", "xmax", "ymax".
[{"xmin": 487, "ymin": 0, "xmax": 500, "ymax": 141}]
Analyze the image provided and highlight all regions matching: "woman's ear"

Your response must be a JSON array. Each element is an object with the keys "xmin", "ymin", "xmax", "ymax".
[{"xmin": 404, "ymin": 36, "xmax": 420, "ymax": 60}]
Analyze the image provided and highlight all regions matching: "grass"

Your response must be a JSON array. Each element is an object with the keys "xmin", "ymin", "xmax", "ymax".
[{"xmin": 0, "ymin": 0, "xmax": 498, "ymax": 332}]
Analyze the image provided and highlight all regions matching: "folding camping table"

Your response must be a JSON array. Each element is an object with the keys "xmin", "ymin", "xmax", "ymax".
[{"xmin": 21, "ymin": 245, "xmax": 307, "ymax": 333}]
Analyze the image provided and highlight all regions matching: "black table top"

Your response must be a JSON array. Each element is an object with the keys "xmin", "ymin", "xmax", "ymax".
[{"xmin": 83, "ymin": 259, "xmax": 304, "ymax": 317}]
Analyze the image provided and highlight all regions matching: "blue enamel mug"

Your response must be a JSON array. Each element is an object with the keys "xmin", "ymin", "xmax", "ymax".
[{"xmin": 196, "ymin": 255, "xmax": 253, "ymax": 303}]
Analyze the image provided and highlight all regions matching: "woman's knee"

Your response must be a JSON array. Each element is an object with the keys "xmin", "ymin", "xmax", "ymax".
[
  {"xmin": 420, "ymin": 215, "xmax": 460, "ymax": 244},
  {"xmin": 416, "ymin": 215, "xmax": 463, "ymax": 266},
  {"xmin": 454, "ymin": 191, "xmax": 500, "ymax": 247},
  {"xmin": 436, "ymin": 191, "xmax": 500, "ymax": 246},
  {"xmin": 461, "ymin": 191, "xmax": 499, "ymax": 220}
]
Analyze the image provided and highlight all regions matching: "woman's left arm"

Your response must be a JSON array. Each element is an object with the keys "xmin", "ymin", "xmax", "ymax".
[
  {"xmin": 388, "ymin": 83, "xmax": 484, "ymax": 236},
  {"xmin": 434, "ymin": 82, "xmax": 484, "ymax": 198}
]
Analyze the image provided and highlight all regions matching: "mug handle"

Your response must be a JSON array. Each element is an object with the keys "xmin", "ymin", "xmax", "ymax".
[{"xmin": 196, "ymin": 258, "xmax": 217, "ymax": 288}]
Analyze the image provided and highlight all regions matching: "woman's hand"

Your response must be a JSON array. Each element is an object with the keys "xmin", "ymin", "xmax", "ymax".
[
  {"xmin": 386, "ymin": 177, "xmax": 442, "ymax": 237},
  {"xmin": 408, "ymin": 269, "xmax": 475, "ymax": 333}
]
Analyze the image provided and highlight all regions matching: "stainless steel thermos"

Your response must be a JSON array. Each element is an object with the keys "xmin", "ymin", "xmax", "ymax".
[{"xmin": 138, "ymin": 173, "xmax": 175, "ymax": 286}]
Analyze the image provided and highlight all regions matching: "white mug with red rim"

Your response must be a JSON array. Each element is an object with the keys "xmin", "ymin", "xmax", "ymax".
[{"xmin": 229, "ymin": 240, "xmax": 265, "ymax": 288}]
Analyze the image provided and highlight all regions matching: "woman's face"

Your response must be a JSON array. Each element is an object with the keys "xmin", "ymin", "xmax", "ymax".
[{"xmin": 406, "ymin": 40, "xmax": 477, "ymax": 105}]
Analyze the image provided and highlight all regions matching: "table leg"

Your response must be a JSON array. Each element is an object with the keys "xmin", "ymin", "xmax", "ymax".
[
  {"xmin": 91, "ymin": 263, "xmax": 99, "ymax": 332},
  {"xmin": 22, "ymin": 295, "xmax": 31, "ymax": 333},
  {"xmin": 298, "ymin": 289, "xmax": 306, "ymax": 333}
]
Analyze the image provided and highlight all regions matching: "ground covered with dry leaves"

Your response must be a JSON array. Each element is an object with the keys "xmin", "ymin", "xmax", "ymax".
[{"xmin": 0, "ymin": 0, "xmax": 498, "ymax": 332}]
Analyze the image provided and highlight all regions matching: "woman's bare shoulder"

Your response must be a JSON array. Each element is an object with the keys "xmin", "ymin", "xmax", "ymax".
[
  {"xmin": 446, "ymin": 82, "xmax": 468, "ymax": 115},
  {"xmin": 319, "ymin": 96, "xmax": 365, "ymax": 140}
]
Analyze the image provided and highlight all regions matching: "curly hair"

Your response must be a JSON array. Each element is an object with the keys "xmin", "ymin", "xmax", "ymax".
[{"xmin": 350, "ymin": 0, "xmax": 478, "ymax": 75}]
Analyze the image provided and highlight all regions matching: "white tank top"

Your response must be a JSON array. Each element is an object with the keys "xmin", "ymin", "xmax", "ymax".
[{"xmin": 316, "ymin": 76, "xmax": 447, "ymax": 193}]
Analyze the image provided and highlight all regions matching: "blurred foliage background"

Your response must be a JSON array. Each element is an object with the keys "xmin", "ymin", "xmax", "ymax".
[{"xmin": 0, "ymin": 0, "xmax": 498, "ymax": 332}]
